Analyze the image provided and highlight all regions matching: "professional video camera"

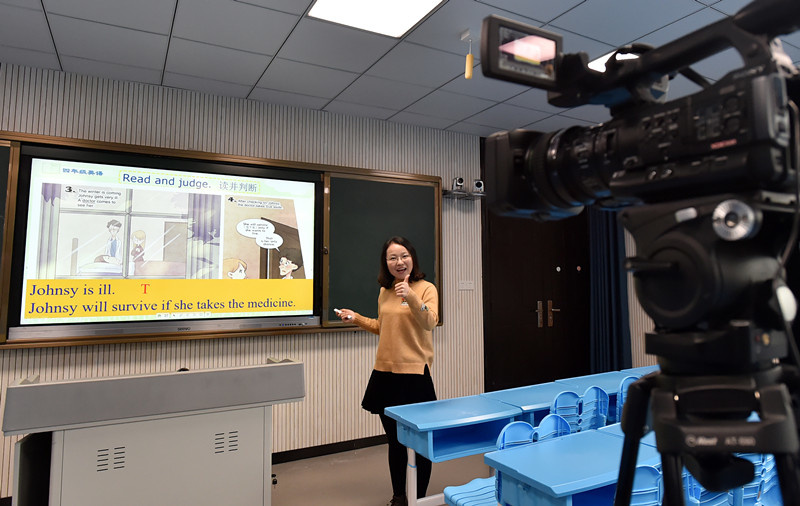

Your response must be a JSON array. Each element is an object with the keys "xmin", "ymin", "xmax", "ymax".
[{"xmin": 480, "ymin": 0, "xmax": 800, "ymax": 504}]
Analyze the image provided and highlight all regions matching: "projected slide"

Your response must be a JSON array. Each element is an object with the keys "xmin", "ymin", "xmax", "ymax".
[{"xmin": 20, "ymin": 158, "xmax": 316, "ymax": 326}]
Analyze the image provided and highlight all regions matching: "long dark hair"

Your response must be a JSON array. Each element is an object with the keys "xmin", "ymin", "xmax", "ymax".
[{"xmin": 378, "ymin": 236, "xmax": 426, "ymax": 288}]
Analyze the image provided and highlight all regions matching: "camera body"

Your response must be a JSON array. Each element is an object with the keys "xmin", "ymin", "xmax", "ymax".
[{"xmin": 481, "ymin": 1, "xmax": 800, "ymax": 222}]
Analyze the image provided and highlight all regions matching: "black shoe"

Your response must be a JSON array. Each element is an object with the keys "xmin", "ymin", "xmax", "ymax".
[{"xmin": 387, "ymin": 495, "xmax": 407, "ymax": 506}]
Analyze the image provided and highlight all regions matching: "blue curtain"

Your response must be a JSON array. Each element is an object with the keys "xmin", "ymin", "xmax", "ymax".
[{"xmin": 588, "ymin": 207, "xmax": 632, "ymax": 372}]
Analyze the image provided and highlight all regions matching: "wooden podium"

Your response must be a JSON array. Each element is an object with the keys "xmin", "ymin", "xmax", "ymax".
[{"xmin": 2, "ymin": 361, "xmax": 305, "ymax": 506}]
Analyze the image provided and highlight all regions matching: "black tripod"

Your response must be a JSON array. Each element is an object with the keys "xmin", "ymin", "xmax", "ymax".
[
  {"xmin": 614, "ymin": 353, "xmax": 800, "ymax": 505},
  {"xmin": 610, "ymin": 194, "xmax": 800, "ymax": 505}
]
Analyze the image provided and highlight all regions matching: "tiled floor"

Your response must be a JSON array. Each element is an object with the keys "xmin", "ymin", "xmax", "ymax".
[{"xmin": 271, "ymin": 443, "xmax": 492, "ymax": 506}]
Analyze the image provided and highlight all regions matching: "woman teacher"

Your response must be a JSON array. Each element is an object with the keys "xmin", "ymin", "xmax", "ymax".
[{"xmin": 337, "ymin": 236, "xmax": 439, "ymax": 506}]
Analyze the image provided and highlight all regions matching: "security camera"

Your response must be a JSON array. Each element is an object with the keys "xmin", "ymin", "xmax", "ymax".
[
  {"xmin": 452, "ymin": 177, "xmax": 465, "ymax": 191},
  {"xmin": 472, "ymin": 179, "xmax": 485, "ymax": 194}
]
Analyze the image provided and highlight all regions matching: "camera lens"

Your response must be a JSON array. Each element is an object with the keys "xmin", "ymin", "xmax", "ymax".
[{"xmin": 522, "ymin": 126, "xmax": 616, "ymax": 218}]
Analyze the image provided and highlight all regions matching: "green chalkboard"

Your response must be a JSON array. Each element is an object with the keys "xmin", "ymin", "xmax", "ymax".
[{"xmin": 325, "ymin": 174, "xmax": 440, "ymax": 325}]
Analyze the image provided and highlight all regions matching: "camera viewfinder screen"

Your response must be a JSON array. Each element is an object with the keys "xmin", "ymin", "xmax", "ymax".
[{"xmin": 498, "ymin": 27, "xmax": 557, "ymax": 82}]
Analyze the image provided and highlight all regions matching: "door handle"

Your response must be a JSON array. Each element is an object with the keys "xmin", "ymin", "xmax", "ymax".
[
  {"xmin": 547, "ymin": 300, "xmax": 560, "ymax": 327},
  {"xmin": 536, "ymin": 300, "xmax": 561, "ymax": 328},
  {"xmin": 536, "ymin": 300, "xmax": 543, "ymax": 328}
]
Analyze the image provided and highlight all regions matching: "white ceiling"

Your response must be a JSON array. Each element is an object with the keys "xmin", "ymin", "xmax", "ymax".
[{"xmin": 1, "ymin": 0, "xmax": 799, "ymax": 137}]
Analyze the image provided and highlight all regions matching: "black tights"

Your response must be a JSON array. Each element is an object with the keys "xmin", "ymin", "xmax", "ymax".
[{"xmin": 379, "ymin": 414, "xmax": 432, "ymax": 499}]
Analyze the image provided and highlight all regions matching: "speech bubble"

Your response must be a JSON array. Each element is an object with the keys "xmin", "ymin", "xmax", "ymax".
[
  {"xmin": 256, "ymin": 233, "xmax": 283, "ymax": 250},
  {"xmin": 235, "ymin": 199, "xmax": 284, "ymax": 209},
  {"xmin": 236, "ymin": 219, "xmax": 275, "ymax": 238}
]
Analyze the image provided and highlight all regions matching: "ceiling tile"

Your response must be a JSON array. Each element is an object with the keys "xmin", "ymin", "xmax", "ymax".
[
  {"xmin": 277, "ymin": 17, "xmax": 397, "ymax": 73},
  {"xmin": 255, "ymin": 58, "xmax": 358, "ymax": 99},
  {"xmin": 49, "ymin": 14, "xmax": 167, "ymax": 69},
  {"xmin": 710, "ymin": 0, "xmax": 748, "ymax": 15},
  {"xmin": 61, "ymin": 55, "xmax": 163, "ymax": 84},
  {"xmin": 389, "ymin": 111, "xmax": 456, "ymax": 130},
  {"xmin": 635, "ymin": 7, "xmax": 725, "ymax": 48},
  {"xmin": 780, "ymin": 40, "xmax": 800, "ymax": 63},
  {"xmin": 446, "ymin": 121, "xmax": 500, "ymax": 137},
  {"xmin": 542, "ymin": 26, "xmax": 615, "ymax": 61},
  {"xmin": 466, "ymin": 103, "xmax": 549, "ymax": 129},
  {"xmin": 163, "ymin": 71, "xmax": 252, "ymax": 98},
  {"xmin": 782, "ymin": 34, "xmax": 800, "ymax": 51},
  {"xmin": 3, "ymin": 0, "xmax": 791, "ymax": 136},
  {"xmin": 366, "ymin": 42, "xmax": 465, "ymax": 88},
  {"xmin": 233, "ymin": 0, "xmax": 313, "ymax": 16},
  {"xmin": 43, "ymin": 0, "xmax": 176, "ymax": 34},
  {"xmin": 0, "ymin": 4, "xmax": 55, "ymax": 53},
  {"xmin": 166, "ymin": 38, "xmax": 271, "ymax": 85},
  {"xmin": 443, "ymin": 64, "xmax": 530, "ymax": 101},
  {"xmin": 335, "ymin": 75, "xmax": 433, "ymax": 110},
  {"xmin": 550, "ymin": 0, "xmax": 702, "ymax": 48},
  {"xmin": 476, "ymin": 0, "xmax": 583, "ymax": 24},
  {"xmin": 664, "ymin": 74, "xmax": 705, "ymax": 101},
  {"xmin": 504, "ymin": 88, "xmax": 564, "ymax": 114},
  {"xmin": 324, "ymin": 100, "xmax": 397, "ymax": 120},
  {"xmin": 560, "ymin": 104, "xmax": 611, "ymax": 123},
  {"xmin": 0, "ymin": 46, "xmax": 60, "ymax": 70},
  {"xmin": 249, "ymin": 87, "xmax": 330, "ymax": 109},
  {"xmin": 693, "ymin": 47, "xmax": 744, "ymax": 81},
  {"xmin": 404, "ymin": 89, "xmax": 495, "ymax": 121},
  {"xmin": 173, "ymin": 0, "xmax": 297, "ymax": 54},
  {"xmin": 524, "ymin": 113, "xmax": 594, "ymax": 132},
  {"xmin": 0, "ymin": 0, "xmax": 40, "ymax": 7},
  {"xmin": 405, "ymin": 0, "xmax": 521, "ymax": 58}
]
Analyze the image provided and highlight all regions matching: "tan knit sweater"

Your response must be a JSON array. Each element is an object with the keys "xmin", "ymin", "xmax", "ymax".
[{"xmin": 353, "ymin": 279, "xmax": 439, "ymax": 375}]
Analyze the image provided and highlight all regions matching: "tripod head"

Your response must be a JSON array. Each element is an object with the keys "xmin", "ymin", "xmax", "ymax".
[
  {"xmin": 618, "ymin": 191, "xmax": 800, "ymax": 495},
  {"xmin": 622, "ymin": 191, "xmax": 796, "ymax": 376}
]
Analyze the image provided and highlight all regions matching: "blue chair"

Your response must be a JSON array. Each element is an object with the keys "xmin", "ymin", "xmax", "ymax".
[
  {"xmin": 532, "ymin": 413, "xmax": 571, "ymax": 442},
  {"xmin": 631, "ymin": 465, "xmax": 662, "ymax": 506},
  {"xmin": 578, "ymin": 386, "xmax": 609, "ymax": 431},
  {"xmin": 684, "ymin": 473, "xmax": 731, "ymax": 505},
  {"xmin": 728, "ymin": 453, "xmax": 784, "ymax": 506},
  {"xmin": 550, "ymin": 390, "xmax": 581, "ymax": 432},
  {"xmin": 444, "ymin": 477, "xmax": 495, "ymax": 506},
  {"xmin": 759, "ymin": 454, "xmax": 784, "ymax": 505},
  {"xmin": 444, "ymin": 416, "xmax": 571, "ymax": 506},
  {"xmin": 444, "ymin": 421, "xmax": 536, "ymax": 506},
  {"xmin": 615, "ymin": 375, "xmax": 639, "ymax": 424},
  {"xmin": 495, "ymin": 420, "xmax": 535, "ymax": 449}
]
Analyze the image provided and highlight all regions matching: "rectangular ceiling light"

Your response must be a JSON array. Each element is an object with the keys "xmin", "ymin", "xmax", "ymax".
[{"xmin": 308, "ymin": 0, "xmax": 442, "ymax": 38}]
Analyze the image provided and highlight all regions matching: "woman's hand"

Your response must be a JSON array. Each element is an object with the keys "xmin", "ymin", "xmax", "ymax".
[
  {"xmin": 395, "ymin": 275, "xmax": 410, "ymax": 298},
  {"xmin": 337, "ymin": 308, "xmax": 356, "ymax": 321}
]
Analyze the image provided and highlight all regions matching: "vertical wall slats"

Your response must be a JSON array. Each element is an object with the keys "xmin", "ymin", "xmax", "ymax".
[
  {"xmin": 0, "ymin": 64, "xmax": 484, "ymax": 497},
  {"xmin": 624, "ymin": 230, "xmax": 656, "ymax": 367}
]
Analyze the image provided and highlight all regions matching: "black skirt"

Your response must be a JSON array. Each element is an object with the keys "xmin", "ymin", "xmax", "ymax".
[{"xmin": 361, "ymin": 366, "xmax": 437, "ymax": 415}]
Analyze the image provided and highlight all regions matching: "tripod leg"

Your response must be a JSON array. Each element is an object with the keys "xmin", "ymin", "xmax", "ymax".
[
  {"xmin": 614, "ymin": 376, "xmax": 655, "ymax": 506},
  {"xmin": 773, "ymin": 453, "xmax": 800, "ymax": 505},
  {"xmin": 660, "ymin": 452, "xmax": 686, "ymax": 506}
]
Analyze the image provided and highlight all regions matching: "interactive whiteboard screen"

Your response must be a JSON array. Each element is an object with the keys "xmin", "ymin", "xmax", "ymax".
[{"xmin": 9, "ymin": 153, "xmax": 320, "ymax": 341}]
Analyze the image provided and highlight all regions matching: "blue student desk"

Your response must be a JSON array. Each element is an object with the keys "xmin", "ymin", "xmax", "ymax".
[
  {"xmin": 599, "ymin": 422, "xmax": 658, "ymax": 448},
  {"xmin": 484, "ymin": 429, "xmax": 663, "ymax": 505},
  {"xmin": 621, "ymin": 365, "xmax": 660, "ymax": 376},
  {"xmin": 384, "ymin": 395, "xmax": 521, "ymax": 506},
  {"xmin": 480, "ymin": 382, "xmax": 573, "ymax": 426}
]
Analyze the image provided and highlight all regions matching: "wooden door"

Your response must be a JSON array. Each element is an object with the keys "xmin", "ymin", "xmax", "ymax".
[{"xmin": 482, "ymin": 210, "xmax": 591, "ymax": 391}]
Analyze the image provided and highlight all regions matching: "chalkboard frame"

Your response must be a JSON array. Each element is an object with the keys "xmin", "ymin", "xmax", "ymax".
[
  {"xmin": 0, "ymin": 132, "xmax": 442, "ymax": 347},
  {"xmin": 0, "ymin": 140, "xmax": 16, "ymax": 344},
  {"xmin": 322, "ymin": 173, "xmax": 442, "ymax": 328}
]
